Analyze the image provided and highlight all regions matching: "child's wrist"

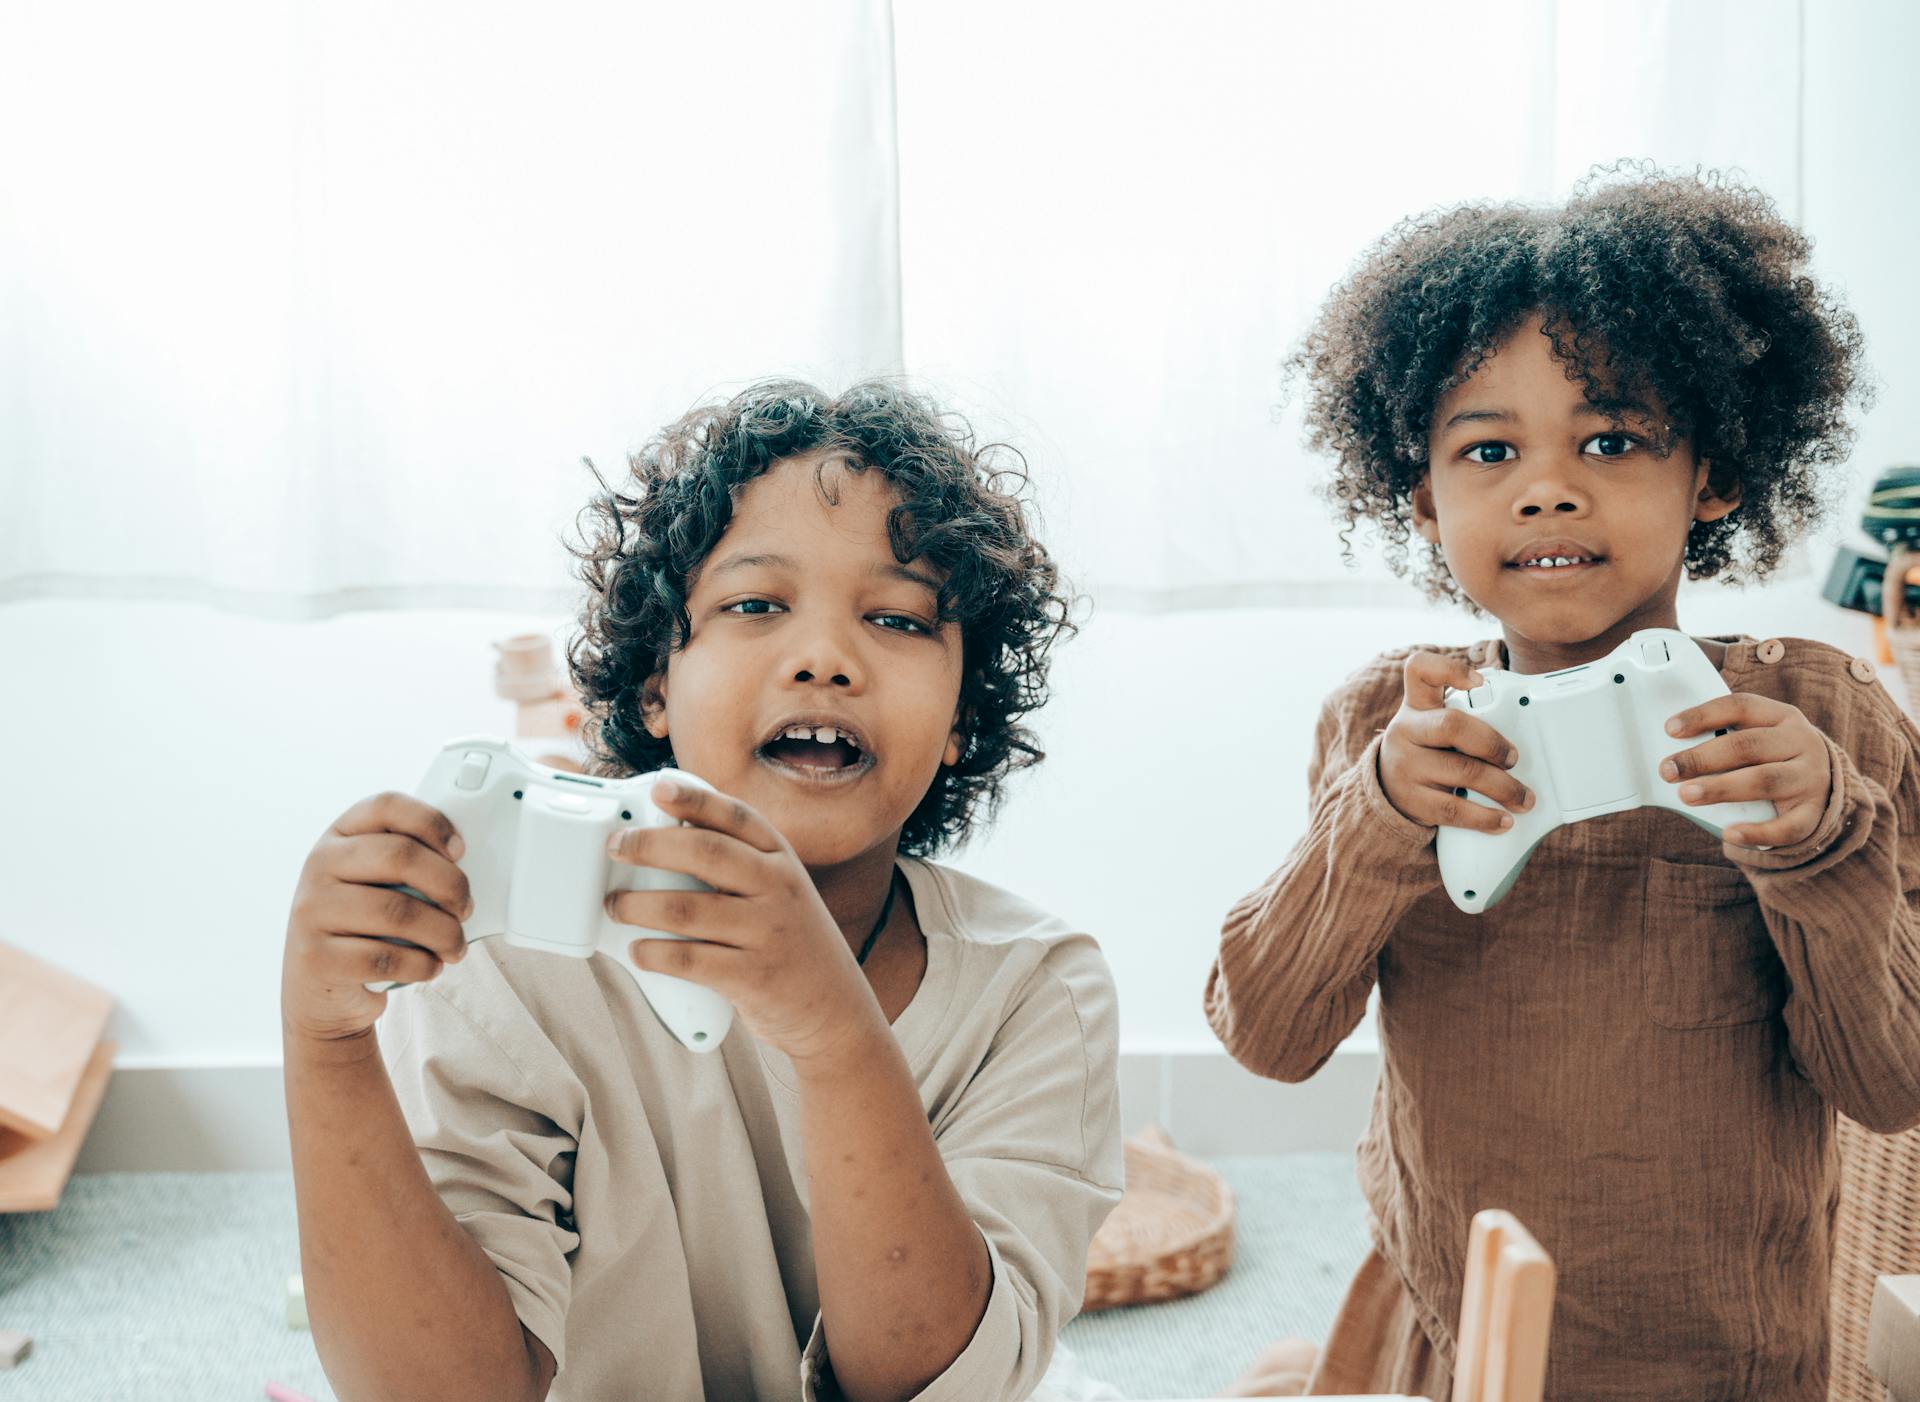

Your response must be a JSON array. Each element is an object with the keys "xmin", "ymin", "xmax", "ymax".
[
  {"xmin": 785, "ymin": 1011, "xmax": 895, "ymax": 1086},
  {"xmin": 282, "ymin": 1021, "xmax": 383, "ymax": 1070}
]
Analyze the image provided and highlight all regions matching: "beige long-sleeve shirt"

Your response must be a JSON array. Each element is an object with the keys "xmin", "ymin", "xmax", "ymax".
[
  {"xmin": 1206, "ymin": 634, "xmax": 1920, "ymax": 1401},
  {"xmin": 380, "ymin": 855, "xmax": 1123, "ymax": 1402}
]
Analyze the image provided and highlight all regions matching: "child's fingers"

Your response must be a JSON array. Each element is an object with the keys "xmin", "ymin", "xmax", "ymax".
[
  {"xmin": 1402, "ymin": 650, "xmax": 1486, "ymax": 711},
  {"xmin": 328, "ymin": 834, "xmax": 472, "ymax": 922},
  {"xmin": 320, "ymin": 933, "xmax": 444, "ymax": 989},
  {"xmin": 626, "ymin": 933, "xmax": 744, "ymax": 992},
  {"xmin": 648, "ymin": 778, "xmax": 786, "ymax": 854},
  {"xmin": 605, "ymin": 888, "xmax": 741, "ymax": 945},
  {"xmin": 1722, "ymin": 810, "xmax": 1802, "ymax": 849},
  {"xmin": 330, "ymin": 792, "xmax": 466, "ymax": 864},
  {"xmin": 1665, "ymin": 692, "xmax": 1786, "ymax": 739},
  {"xmin": 319, "ymin": 882, "xmax": 469, "ymax": 963},
  {"xmin": 1429, "ymin": 751, "xmax": 1531, "ymax": 814},
  {"xmin": 1669, "ymin": 759, "xmax": 1800, "ymax": 809},
  {"xmin": 1409, "ymin": 707, "xmax": 1519, "ymax": 771},
  {"xmin": 606, "ymin": 825, "xmax": 769, "ymax": 895},
  {"xmin": 1660, "ymin": 727, "xmax": 1798, "ymax": 784},
  {"xmin": 1425, "ymin": 782, "xmax": 1519, "ymax": 834}
]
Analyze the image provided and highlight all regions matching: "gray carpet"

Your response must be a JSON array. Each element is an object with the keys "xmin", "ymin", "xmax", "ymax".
[{"xmin": 0, "ymin": 1156, "xmax": 1367, "ymax": 1401}]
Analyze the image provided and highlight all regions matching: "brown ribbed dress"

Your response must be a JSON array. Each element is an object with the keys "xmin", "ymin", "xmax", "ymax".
[{"xmin": 1205, "ymin": 635, "xmax": 1920, "ymax": 1401}]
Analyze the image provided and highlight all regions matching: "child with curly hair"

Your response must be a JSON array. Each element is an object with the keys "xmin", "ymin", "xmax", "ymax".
[
  {"xmin": 282, "ymin": 381, "xmax": 1122, "ymax": 1402},
  {"xmin": 1207, "ymin": 167, "xmax": 1920, "ymax": 1400}
]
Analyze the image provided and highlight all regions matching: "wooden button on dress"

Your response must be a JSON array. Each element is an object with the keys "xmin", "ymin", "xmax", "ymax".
[{"xmin": 1756, "ymin": 639, "xmax": 1786, "ymax": 664}]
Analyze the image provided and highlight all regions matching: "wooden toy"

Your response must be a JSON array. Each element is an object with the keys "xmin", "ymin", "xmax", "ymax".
[
  {"xmin": 493, "ymin": 633, "xmax": 585, "ymax": 755},
  {"xmin": 0, "ymin": 1037, "xmax": 115, "ymax": 1212},
  {"xmin": 0, "ymin": 941, "xmax": 111, "ymax": 1140},
  {"xmin": 0, "ymin": 1329, "xmax": 29, "ymax": 1368},
  {"xmin": 286, "ymin": 1272, "xmax": 307, "ymax": 1330},
  {"xmin": 1452, "ymin": 1209, "xmax": 1555, "ymax": 1402}
]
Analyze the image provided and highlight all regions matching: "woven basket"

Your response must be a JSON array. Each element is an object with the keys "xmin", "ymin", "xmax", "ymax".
[
  {"xmin": 1082, "ymin": 1124, "xmax": 1236, "ymax": 1311},
  {"xmin": 1828, "ymin": 599, "xmax": 1920, "ymax": 1402},
  {"xmin": 1889, "ymin": 606, "xmax": 1920, "ymax": 715},
  {"xmin": 1830, "ymin": 1114, "xmax": 1920, "ymax": 1402}
]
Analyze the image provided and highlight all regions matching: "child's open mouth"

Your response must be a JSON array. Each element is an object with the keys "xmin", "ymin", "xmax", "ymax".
[
  {"xmin": 754, "ymin": 722, "xmax": 876, "ymax": 785},
  {"xmin": 1507, "ymin": 554, "xmax": 1604, "ymax": 578}
]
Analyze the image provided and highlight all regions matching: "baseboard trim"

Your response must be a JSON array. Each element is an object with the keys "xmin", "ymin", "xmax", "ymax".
[{"xmin": 71, "ymin": 1046, "xmax": 1381, "ymax": 1174}]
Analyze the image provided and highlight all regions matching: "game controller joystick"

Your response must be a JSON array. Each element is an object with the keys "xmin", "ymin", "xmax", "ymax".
[
  {"xmin": 370, "ymin": 737, "xmax": 734, "ymax": 1051},
  {"xmin": 1435, "ymin": 630, "xmax": 1776, "ymax": 913}
]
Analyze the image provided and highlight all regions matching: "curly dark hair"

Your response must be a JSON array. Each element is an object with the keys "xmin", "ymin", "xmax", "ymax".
[
  {"xmin": 1291, "ymin": 161, "xmax": 1870, "ymax": 608},
  {"xmin": 567, "ymin": 378, "xmax": 1074, "ymax": 857}
]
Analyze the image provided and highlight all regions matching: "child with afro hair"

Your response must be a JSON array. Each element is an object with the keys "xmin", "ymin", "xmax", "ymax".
[{"xmin": 1207, "ymin": 165, "xmax": 1920, "ymax": 1399}]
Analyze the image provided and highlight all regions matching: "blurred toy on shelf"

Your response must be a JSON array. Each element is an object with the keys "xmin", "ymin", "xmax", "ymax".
[
  {"xmin": 493, "ymin": 633, "xmax": 588, "ymax": 772},
  {"xmin": 1822, "ymin": 464, "xmax": 1920, "ymax": 667}
]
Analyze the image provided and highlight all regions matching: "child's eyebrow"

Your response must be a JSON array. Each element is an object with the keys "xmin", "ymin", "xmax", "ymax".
[
  {"xmin": 1576, "ymin": 397, "xmax": 1658, "ymax": 421},
  {"xmin": 1438, "ymin": 400, "xmax": 1658, "ymax": 431},
  {"xmin": 707, "ymin": 551, "xmax": 942, "ymax": 596},
  {"xmin": 1439, "ymin": 408, "xmax": 1515, "ymax": 430}
]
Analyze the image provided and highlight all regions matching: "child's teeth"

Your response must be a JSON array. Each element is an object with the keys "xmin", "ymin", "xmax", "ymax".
[{"xmin": 816, "ymin": 727, "xmax": 838, "ymax": 744}]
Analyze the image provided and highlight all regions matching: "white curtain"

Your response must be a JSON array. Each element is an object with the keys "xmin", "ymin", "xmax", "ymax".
[{"xmin": 0, "ymin": 0, "xmax": 1804, "ymax": 616}]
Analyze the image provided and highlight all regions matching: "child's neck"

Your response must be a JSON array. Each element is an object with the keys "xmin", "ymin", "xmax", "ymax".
[
  {"xmin": 809, "ymin": 836, "xmax": 926, "ymax": 1023},
  {"xmin": 809, "ymin": 839, "xmax": 912, "ymax": 959},
  {"xmin": 1495, "ymin": 599, "xmax": 1707, "ymax": 675}
]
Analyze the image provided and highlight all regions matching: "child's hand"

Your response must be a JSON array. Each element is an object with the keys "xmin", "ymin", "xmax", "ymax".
[
  {"xmin": 1379, "ymin": 651, "xmax": 1534, "ymax": 833},
  {"xmin": 283, "ymin": 794, "xmax": 472, "ymax": 1046},
  {"xmin": 1661, "ymin": 695, "xmax": 1834, "ymax": 847},
  {"xmin": 605, "ymin": 779, "xmax": 884, "ymax": 1068}
]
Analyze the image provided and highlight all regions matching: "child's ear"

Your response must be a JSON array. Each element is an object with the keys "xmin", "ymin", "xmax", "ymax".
[
  {"xmin": 943, "ymin": 703, "xmax": 971, "ymax": 768},
  {"xmin": 1411, "ymin": 474, "xmax": 1441, "ymax": 545},
  {"xmin": 1693, "ymin": 458, "xmax": 1741, "ymax": 523},
  {"xmin": 640, "ymin": 673, "xmax": 670, "ymax": 740}
]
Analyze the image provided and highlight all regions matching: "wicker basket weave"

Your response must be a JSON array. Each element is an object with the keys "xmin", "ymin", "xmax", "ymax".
[
  {"xmin": 1082, "ymin": 1124, "xmax": 1236, "ymax": 1311},
  {"xmin": 1889, "ymin": 604, "xmax": 1920, "ymax": 714},
  {"xmin": 1828, "ymin": 612, "xmax": 1920, "ymax": 1401},
  {"xmin": 1830, "ymin": 1114, "xmax": 1920, "ymax": 1402}
]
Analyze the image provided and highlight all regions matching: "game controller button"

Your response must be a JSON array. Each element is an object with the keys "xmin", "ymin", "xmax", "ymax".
[
  {"xmin": 1757, "ymin": 639, "xmax": 1786, "ymax": 665},
  {"xmin": 1638, "ymin": 639, "xmax": 1670, "ymax": 666},
  {"xmin": 455, "ymin": 751, "xmax": 492, "ymax": 791},
  {"xmin": 1850, "ymin": 656, "xmax": 1877, "ymax": 683}
]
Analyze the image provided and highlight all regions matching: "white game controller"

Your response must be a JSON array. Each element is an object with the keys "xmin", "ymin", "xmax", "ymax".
[
  {"xmin": 1435, "ymin": 629, "xmax": 1775, "ymax": 914},
  {"xmin": 371, "ymin": 736, "xmax": 734, "ymax": 1052}
]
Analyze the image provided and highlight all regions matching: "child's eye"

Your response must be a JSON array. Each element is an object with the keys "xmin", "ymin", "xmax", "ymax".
[
  {"xmin": 1464, "ymin": 442, "xmax": 1515, "ymax": 466},
  {"xmin": 1582, "ymin": 432, "xmax": 1640, "ymax": 458},
  {"xmin": 722, "ymin": 598, "xmax": 784, "ymax": 617},
  {"xmin": 871, "ymin": 613, "xmax": 931, "ymax": 635}
]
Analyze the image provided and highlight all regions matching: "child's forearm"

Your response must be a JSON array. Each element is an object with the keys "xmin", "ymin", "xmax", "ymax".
[
  {"xmin": 284, "ymin": 1027, "xmax": 556, "ymax": 1402},
  {"xmin": 1737, "ymin": 746, "xmax": 1920, "ymax": 1132},
  {"xmin": 1206, "ymin": 740, "xmax": 1437, "ymax": 1080},
  {"xmin": 793, "ymin": 1018, "xmax": 992, "ymax": 1402}
]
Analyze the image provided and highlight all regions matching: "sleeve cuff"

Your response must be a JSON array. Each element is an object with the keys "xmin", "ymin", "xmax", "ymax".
[
  {"xmin": 492, "ymin": 1258, "xmax": 567, "ymax": 1376},
  {"xmin": 800, "ymin": 1230, "xmax": 1024, "ymax": 1402},
  {"xmin": 1724, "ymin": 732, "xmax": 1862, "ymax": 874}
]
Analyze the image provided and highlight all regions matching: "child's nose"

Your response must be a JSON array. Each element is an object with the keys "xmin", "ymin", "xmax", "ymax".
[
  {"xmin": 784, "ymin": 624, "xmax": 864, "ymax": 690},
  {"xmin": 1512, "ymin": 465, "xmax": 1591, "ymax": 518}
]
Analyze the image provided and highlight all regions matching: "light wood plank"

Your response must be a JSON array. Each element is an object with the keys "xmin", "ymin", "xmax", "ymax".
[
  {"xmin": 0, "ymin": 941, "xmax": 112, "ymax": 1140},
  {"xmin": 0, "ymin": 1038, "xmax": 115, "ymax": 1212}
]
